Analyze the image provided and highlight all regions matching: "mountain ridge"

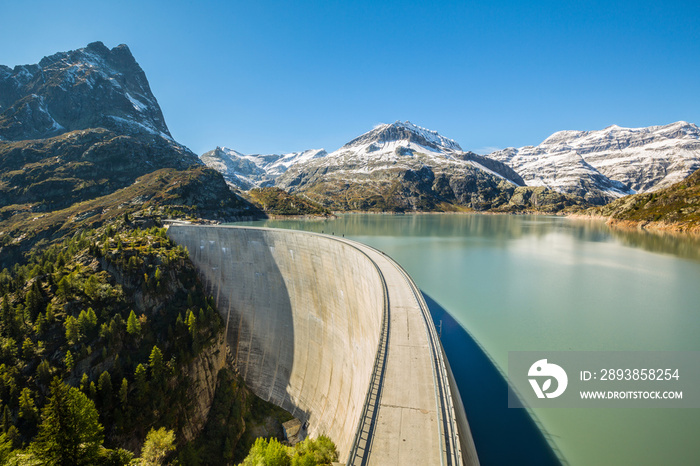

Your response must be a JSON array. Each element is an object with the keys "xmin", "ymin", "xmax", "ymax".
[
  {"xmin": 488, "ymin": 121, "xmax": 700, "ymax": 204},
  {"xmin": 0, "ymin": 41, "xmax": 254, "ymax": 259},
  {"xmin": 200, "ymin": 146, "xmax": 328, "ymax": 190},
  {"xmin": 586, "ymin": 167, "xmax": 700, "ymax": 234}
]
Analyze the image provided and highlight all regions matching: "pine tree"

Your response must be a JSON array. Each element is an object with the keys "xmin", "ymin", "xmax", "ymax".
[
  {"xmin": 25, "ymin": 281, "xmax": 43, "ymax": 321},
  {"xmin": 22, "ymin": 337, "xmax": 34, "ymax": 359},
  {"xmin": 98, "ymin": 371, "xmax": 112, "ymax": 409},
  {"xmin": 32, "ymin": 378, "xmax": 104, "ymax": 465},
  {"xmin": 1, "ymin": 405, "xmax": 10, "ymax": 432},
  {"xmin": 186, "ymin": 310, "xmax": 197, "ymax": 337},
  {"xmin": 119, "ymin": 378, "xmax": 128, "ymax": 408},
  {"xmin": 65, "ymin": 316, "xmax": 82, "ymax": 345},
  {"xmin": 35, "ymin": 312, "xmax": 47, "ymax": 336},
  {"xmin": 77, "ymin": 310, "xmax": 89, "ymax": 335},
  {"xmin": 0, "ymin": 298, "xmax": 10, "ymax": 336},
  {"xmin": 80, "ymin": 373, "xmax": 89, "ymax": 394},
  {"xmin": 149, "ymin": 346, "xmax": 164, "ymax": 384},
  {"xmin": 64, "ymin": 350, "xmax": 74, "ymax": 373},
  {"xmin": 135, "ymin": 364, "xmax": 148, "ymax": 401},
  {"xmin": 37, "ymin": 360, "xmax": 52, "ymax": 386},
  {"xmin": 126, "ymin": 310, "xmax": 141, "ymax": 336},
  {"xmin": 86, "ymin": 307, "xmax": 97, "ymax": 328},
  {"xmin": 18, "ymin": 387, "xmax": 38, "ymax": 424}
]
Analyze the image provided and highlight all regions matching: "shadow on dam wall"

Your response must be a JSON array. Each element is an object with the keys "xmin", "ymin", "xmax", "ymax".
[
  {"xmin": 181, "ymin": 229, "xmax": 307, "ymax": 420},
  {"xmin": 167, "ymin": 225, "xmax": 383, "ymax": 459},
  {"xmin": 424, "ymin": 294, "xmax": 562, "ymax": 466}
]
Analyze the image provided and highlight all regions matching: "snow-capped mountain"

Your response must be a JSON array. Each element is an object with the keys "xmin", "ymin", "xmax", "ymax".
[
  {"xmin": 277, "ymin": 121, "xmax": 523, "ymax": 184},
  {"xmin": 488, "ymin": 121, "xmax": 700, "ymax": 204},
  {"xmin": 0, "ymin": 41, "xmax": 172, "ymax": 141},
  {"xmin": 341, "ymin": 120, "xmax": 464, "ymax": 153},
  {"xmin": 268, "ymin": 121, "xmax": 575, "ymax": 212},
  {"xmin": 201, "ymin": 146, "xmax": 327, "ymax": 190}
]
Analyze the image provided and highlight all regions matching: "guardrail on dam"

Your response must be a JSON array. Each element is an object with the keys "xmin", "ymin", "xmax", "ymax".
[{"xmin": 167, "ymin": 225, "xmax": 479, "ymax": 465}]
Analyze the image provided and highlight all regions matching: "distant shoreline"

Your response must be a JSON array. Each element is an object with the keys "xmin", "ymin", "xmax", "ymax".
[
  {"xmin": 567, "ymin": 213, "xmax": 700, "ymax": 236},
  {"xmin": 240, "ymin": 209, "xmax": 700, "ymax": 237}
]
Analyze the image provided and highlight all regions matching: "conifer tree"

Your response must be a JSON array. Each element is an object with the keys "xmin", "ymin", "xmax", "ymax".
[
  {"xmin": 32, "ymin": 378, "xmax": 104, "ymax": 465},
  {"xmin": 98, "ymin": 371, "xmax": 112, "ymax": 409},
  {"xmin": 64, "ymin": 350, "xmax": 74, "ymax": 373},
  {"xmin": 149, "ymin": 346, "xmax": 164, "ymax": 384},
  {"xmin": 18, "ymin": 387, "xmax": 38, "ymax": 424},
  {"xmin": 127, "ymin": 310, "xmax": 141, "ymax": 336},
  {"xmin": 119, "ymin": 378, "xmax": 128, "ymax": 408},
  {"xmin": 65, "ymin": 316, "xmax": 81, "ymax": 345},
  {"xmin": 135, "ymin": 363, "xmax": 148, "ymax": 400}
]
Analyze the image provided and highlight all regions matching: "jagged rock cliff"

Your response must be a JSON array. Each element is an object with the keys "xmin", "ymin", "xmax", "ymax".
[
  {"xmin": 0, "ymin": 41, "xmax": 171, "ymax": 141},
  {"xmin": 0, "ymin": 42, "xmax": 225, "ymax": 217}
]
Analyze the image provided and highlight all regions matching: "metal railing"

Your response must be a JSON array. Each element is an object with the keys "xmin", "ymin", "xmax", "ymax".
[{"xmin": 341, "ymin": 242, "xmax": 390, "ymax": 466}]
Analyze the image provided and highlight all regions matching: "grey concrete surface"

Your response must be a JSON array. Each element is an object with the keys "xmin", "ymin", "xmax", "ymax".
[{"xmin": 167, "ymin": 225, "xmax": 478, "ymax": 465}]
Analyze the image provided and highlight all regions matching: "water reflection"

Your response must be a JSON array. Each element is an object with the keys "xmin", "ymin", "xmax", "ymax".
[{"xmin": 245, "ymin": 214, "xmax": 700, "ymax": 262}]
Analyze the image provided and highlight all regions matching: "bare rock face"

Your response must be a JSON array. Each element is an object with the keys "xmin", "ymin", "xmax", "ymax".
[
  {"xmin": 0, "ymin": 41, "xmax": 171, "ymax": 141},
  {"xmin": 181, "ymin": 334, "xmax": 228, "ymax": 442},
  {"xmin": 488, "ymin": 122, "xmax": 700, "ymax": 204}
]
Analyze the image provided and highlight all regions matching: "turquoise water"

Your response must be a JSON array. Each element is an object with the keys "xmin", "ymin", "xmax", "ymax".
[{"xmin": 235, "ymin": 214, "xmax": 700, "ymax": 465}]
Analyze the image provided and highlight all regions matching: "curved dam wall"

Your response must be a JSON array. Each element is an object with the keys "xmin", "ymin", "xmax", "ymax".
[{"xmin": 167, "ymin": 225, "xmax": 383, "ymax": 458}]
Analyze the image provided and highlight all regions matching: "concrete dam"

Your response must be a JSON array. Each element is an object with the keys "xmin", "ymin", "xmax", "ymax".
[{"xmin": 167, "ymin": 225, "xmax": 479, "ymax": 465}]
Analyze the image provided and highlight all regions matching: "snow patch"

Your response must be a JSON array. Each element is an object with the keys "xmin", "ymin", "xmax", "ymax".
[{"xmin": 125, "ymin": 92, "xmax": 149, "ymax": 113}]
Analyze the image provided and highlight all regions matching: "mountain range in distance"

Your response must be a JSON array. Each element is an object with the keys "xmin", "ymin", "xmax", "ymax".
[
  {"xmin": 204, "ymin": 120, "xmax": 700, "ymax": 208},
  {"xmin": 204, "ymin": 121, "xmax": 586, "ymax": 212},
  {"xmin": 2, "ymin": 40, "xmax": 699, "ymax": 219}
]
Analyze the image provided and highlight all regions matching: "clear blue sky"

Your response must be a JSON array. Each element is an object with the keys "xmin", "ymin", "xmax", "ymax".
[{"xmin": 2, "ymin": 0, "xmax": 699, "ymax": 155}]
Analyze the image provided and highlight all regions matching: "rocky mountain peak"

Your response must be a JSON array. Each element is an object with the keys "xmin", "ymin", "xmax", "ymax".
[
  {"xmin": 0, "ymin": 41, "xmax": 171, "ymax": 141},
  {"xmin": 342, "ymin": 120, "xmax": 463, "ymax": 153}
]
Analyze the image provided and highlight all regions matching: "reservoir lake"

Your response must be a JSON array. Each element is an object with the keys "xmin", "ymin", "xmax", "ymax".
[{"xmin": 237, "ymin": 214, "xmax": 700, "ymax": 465}]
